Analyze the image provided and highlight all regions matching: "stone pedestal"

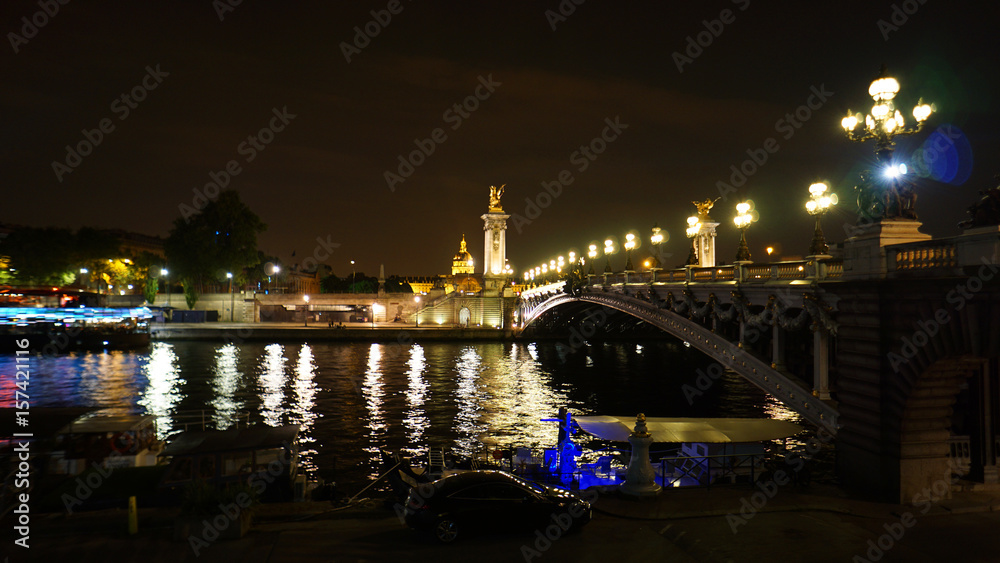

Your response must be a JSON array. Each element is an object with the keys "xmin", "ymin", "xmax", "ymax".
[
  {"xmin": 481, "ymin": 212, "xmax": 510, "ymax": 277},
  {"xmin": 842, "ymin": 220, "xmax": 931, "ymax": 280},
  {"xmin": 696, "ymin": 222, "xmax": 719, "ymax": 267},
  {"xmin": 620, "ymin": 413, "xmax": 661, "ymax": 498}
]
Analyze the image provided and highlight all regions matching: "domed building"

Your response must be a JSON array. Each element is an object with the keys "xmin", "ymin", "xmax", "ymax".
[{"xmin": 452, "ymin": 234, "xmax": 475, "ymax": 275}]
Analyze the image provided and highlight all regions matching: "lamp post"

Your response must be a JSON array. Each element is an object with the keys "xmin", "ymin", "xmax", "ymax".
[
  {"xmin": 623, "ymin": 233, "xmax": 636, "ymax": 272},
  {"xmin": 350, "ymin": 260, "xmax": 356, "ymax": 293},
  {"xmin": 805, "ymin": 182, "xmax": 838, "ymax": 255},
  {"xmin": 226, "ymin": 272, "xmax": 234, "ymax": 322},
  {"xmin": 587, "ymin": 244, "xmax": 597, "ymax": 284},
  {"xmin": 302, "ymin": 294, "xmax": 309, "ymax": 327},
  {"xmin": 268, "ymin": 264, "xmax": 280, "ymax": 294},
  {"xmin": 685, "ymin": 216, "xmax": 701, "ymax": 266},
  {"xmin": 371, "ymin": 303, "xmax": 377, "ymax": 329},
  {"xmin": 414, "ymin": 295, "xmax": 421, "ymax": 327},
  {"xmin": 161, "ymin": 268, "xmax": 170, "ymax": 307},
  {"xmin": 650, "ymin": 225, "xmax": 664, "ymax": 270},
  {"xmin": 734, "ymin": 202, "xmax": 755, "ymax": 262},
  {"xmin": 841, "ymin": 65, "xmax": 933, "ymax": 220},
  {"xmin": 80, "ymin": 268, "xmax": 89, "ymax": 292}
]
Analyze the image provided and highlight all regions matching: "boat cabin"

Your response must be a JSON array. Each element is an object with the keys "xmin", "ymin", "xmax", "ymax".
[{"xmin": 157, "ymin": 424, "xmax": 300, "ymax": 501}]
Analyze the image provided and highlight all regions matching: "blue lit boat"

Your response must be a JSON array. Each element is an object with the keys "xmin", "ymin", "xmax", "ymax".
[{"xmin": 0, "ymin": 288, "xmax": 152, "ymax": 352}]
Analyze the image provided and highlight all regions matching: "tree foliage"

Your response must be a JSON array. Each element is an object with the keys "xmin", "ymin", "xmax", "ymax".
[
  {"xmin": 165, "ymin": 190, "xmax": 266, "ymax": 295},
  {"xmin": 0, "ymin": 227, "xmax": 120, "ymax": 285}
]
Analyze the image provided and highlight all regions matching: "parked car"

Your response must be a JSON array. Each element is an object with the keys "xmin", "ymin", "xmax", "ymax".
[{"xmin": 403, "ymin": 470, "xmax": 592, "ymax": 543}]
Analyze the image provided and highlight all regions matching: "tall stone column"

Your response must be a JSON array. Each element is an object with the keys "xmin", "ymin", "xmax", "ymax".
[
  {"xmin": 620, "ymin": 413, "xmax": 661, "ymax": 498},
  {"xmin": 696, "ymin": 222, "xmax": 719, "ymax": 267},
  {"xmin": 482, "ymin": 212, "xmax": 509, "ymax": 297}
]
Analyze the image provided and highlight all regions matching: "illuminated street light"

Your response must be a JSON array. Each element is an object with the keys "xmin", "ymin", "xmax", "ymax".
[
  {"xmin": 226, "ymin": 272, "xmax": 234, "ymax": 322},
  {"xmin": 588, "ymin": 244, "xmax": 598, "ymax": 277},
  {"xmin": 650, "ymin": 224, "xmax": 664, "ymax": 269},
  {"xmin": 734, "ymin": 201, "xmax": 757, "ymax": 262},
  {"xmin": 623, "ymin": 233, "xmax": 636, "ymax": 272},
  {"xmin": 841, "ymin": 65, "xmax": 934, "ymax": 220},
  {"xmin": 350, "ymin": 260, "xmax": 356, "ymax": 293},
  {"xmin": 603, "ymin": 238, "xmax": 615, "ymax": 274},
  {"xmin": 805, "ymin": 182, "xmax": 839, "ymax": 255},
  {"xmin": 303, "ymin": 294, "xmax": 310, "ymax": 327},
  {"xmin": 414, "ymin": 295, "xmax": 420, "ymax": 327},
  {"xmin": 685, "ymin": 216, "xmax": 701, "ymax": 266},
  {"xmin": 160, "ymin": 268, "xmax": 170, "ymax": 307}
]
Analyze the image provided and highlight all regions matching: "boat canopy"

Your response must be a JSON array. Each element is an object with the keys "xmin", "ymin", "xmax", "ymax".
[
  {"xmin": 160, "ymin": 424, "xmax": 299, "ymax": 457},
  {"xmin": 572, "ymin": 416, "xmax": 802, "ymax": 443}
]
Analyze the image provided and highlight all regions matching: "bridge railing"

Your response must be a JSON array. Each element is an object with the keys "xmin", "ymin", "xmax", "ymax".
[
  {"xmin": 520, "ymin": 258, "xmax": 844, "ymax": 298},
  {"xmin": 887, "ymin": 239, "xmax": 958, "ymax": 271}
]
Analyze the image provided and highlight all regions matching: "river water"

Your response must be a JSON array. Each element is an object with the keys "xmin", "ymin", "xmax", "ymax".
[{"xmin": 2, "ymin": 339, "xmax": 800, "ymax": 490}]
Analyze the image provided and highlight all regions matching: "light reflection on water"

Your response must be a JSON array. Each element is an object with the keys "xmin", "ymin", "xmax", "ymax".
[
  {"xmin": 402, "ymin": 345, "xmax": 428, "ymax": 455},
  {"xmin": 5, "ymin": 340, "xmax": 799, "ymax": 489}
]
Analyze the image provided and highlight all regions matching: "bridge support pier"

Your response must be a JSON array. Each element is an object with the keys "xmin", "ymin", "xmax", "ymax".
[
  {"xmin": 813, "ymin": 328, "xmax": 830, "ymax": 400},
  {"xmin": 772, "ymin": 324, "xmax": 787, "ymax": 373}
]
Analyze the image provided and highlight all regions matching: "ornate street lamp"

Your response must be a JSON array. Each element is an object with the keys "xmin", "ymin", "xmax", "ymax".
[
  {"xmin": 805, "ymin": 182, "xmax": 838, "ymax": 255},
  {"xmin": 603, "ymin": 239, "xmax": 615, "ymax": 274},
  {"xmin": 587, "ymin": 244, "xmax": 597, "ymax": 277},
  {"xmin": 302, "ymin": 294, "xmax": 310, "ymax": 327},
  {"xmin": 685, "ymin": 216, "xmax": 701, "ymax": 266},
  {"xmin": 841, "ymin": 65, "xmax": 934, "ymax": 220},
  {"xmin": 734, "ymin": 202, "xmax": 756, "ymax": 262},
  {"xmin": 649, "ymin": 225, "xmax": 664, "ymax": 269},
  {"xmin": 623, "ymin": 233, "xmax": 636, "ymax": 272}
]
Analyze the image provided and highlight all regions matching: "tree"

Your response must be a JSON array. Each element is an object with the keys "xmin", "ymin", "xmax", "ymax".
[
  {"xmin": 183, "ymin": 278, "xmax": 199, "ymax": 309},
  {"xmin": 166, "ymin": 190, "xmax": 266, "ymax": 301}
]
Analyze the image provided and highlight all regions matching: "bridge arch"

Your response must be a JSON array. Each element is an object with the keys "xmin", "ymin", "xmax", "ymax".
[
  {"xmin": 835, "ymin": 281, "xmax": 1000, "ymax": 502},
  {"xmin": 521, "ymin": 291, "xmax": 838, "ymax": 430}
]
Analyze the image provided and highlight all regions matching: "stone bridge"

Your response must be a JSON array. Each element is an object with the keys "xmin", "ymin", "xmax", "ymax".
[{"xmin": 517, "ymin": 220, "xmax": 1000, "ymax": 502}]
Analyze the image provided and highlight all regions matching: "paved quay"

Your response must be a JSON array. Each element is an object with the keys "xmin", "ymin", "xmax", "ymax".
[{"xmin": 18, "ymin": 483, "xmax": 1000, "ymax": 562}]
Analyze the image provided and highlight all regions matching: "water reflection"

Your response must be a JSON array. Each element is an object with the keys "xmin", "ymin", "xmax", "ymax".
[
  {"xmin": 403, "ymin": 344, "xmax": 428, "ymax": 454},
  {"xmin": 138, "ymin": 343, "xmax": 184, "ymax": 438},
  {"xmin": 211, "ymin": 343, "xmax": 243, "ymax": 429},
  {"xmin": 362, "ymin": 344, "xmax": 385, "ymax": 472},
  {"xmin": 259, "ymin": 343, "xmax": 287, "ymax": 427},
  {"xmin": 1, "ymin": 340, "xmax": 793, "ymax": 488},
  {"xmin": 453, "ymin": 346, "xmax": 486, "ymax": 457},
  {"xmin": 292, "ymin": 344, "xmax": 319, "ymax": 474}
]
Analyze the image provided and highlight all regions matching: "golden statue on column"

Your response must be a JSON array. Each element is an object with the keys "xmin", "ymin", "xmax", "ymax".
[{"xmin": 488, "ymin": 184, "xmax": 505, "ymax": 212}]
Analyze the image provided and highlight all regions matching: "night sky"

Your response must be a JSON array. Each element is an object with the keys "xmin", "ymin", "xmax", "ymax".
[{"xmin": 4, "ymin": 1, "xmax": 999, "ymax": 277}]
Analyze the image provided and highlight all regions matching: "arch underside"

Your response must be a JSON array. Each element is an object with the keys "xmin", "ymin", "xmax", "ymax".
[{"xmin": 522, "ymin": 292, "xmax": 838, "ymax": 431}]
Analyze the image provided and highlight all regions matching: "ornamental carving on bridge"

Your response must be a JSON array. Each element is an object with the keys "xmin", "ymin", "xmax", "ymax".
[{"xmin": 959, "ymin": 176, "xmax": 1000, "ymax": 230}]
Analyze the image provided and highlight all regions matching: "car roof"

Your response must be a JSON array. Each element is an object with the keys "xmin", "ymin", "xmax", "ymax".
[{"xmin": 434, "ymin": 470, "xmax": 532, "ymax": 491}]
